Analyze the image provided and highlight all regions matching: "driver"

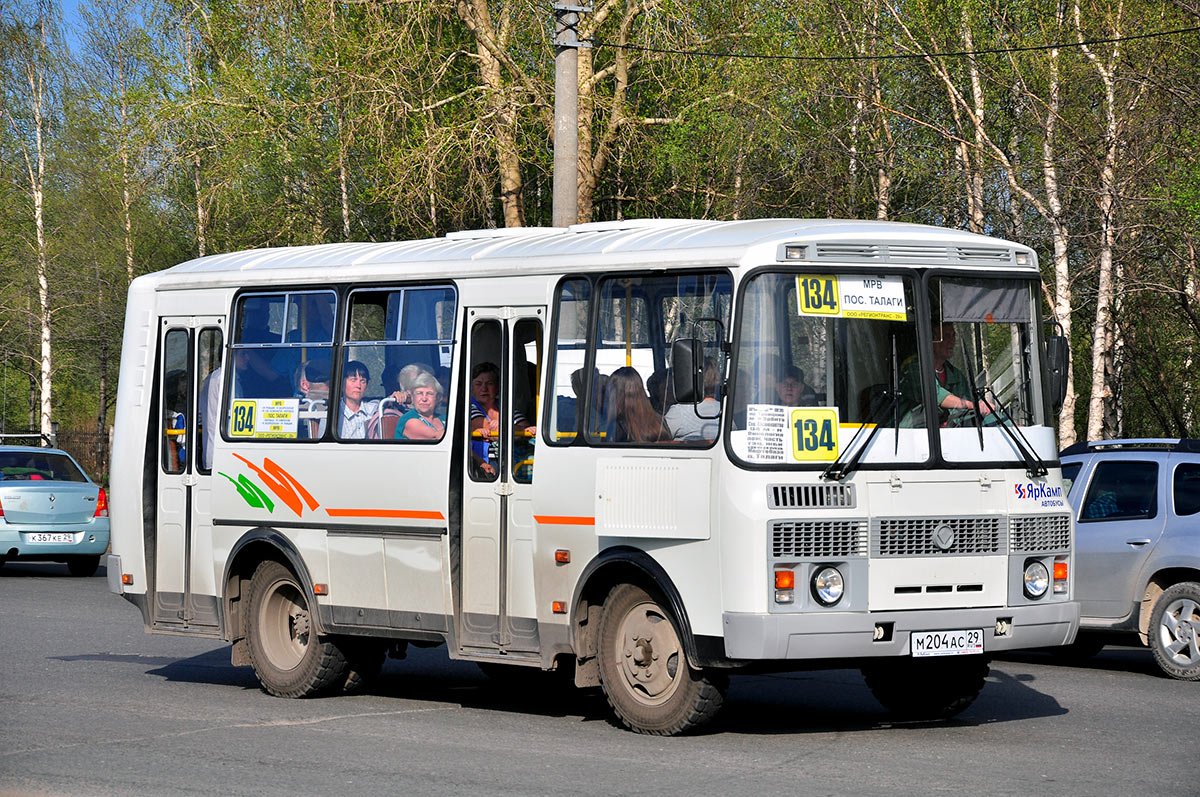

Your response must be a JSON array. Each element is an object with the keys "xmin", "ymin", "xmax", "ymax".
[{"xmin": 901, "ymin": 322, "xmax": 991, "ymax": 424}]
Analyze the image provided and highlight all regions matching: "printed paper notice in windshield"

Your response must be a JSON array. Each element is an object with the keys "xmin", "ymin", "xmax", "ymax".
[{"xmin": 796, "ymin": 274, "xmax": 907, "ymax": 321}]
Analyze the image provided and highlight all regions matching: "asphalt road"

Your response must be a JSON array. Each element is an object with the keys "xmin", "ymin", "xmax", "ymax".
[{"xmin": 1, "ymin": 561, "xmax": 1194, "ymax": 796}]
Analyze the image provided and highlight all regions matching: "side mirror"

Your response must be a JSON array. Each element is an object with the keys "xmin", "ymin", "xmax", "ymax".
[
  {"xmin": 1045, "ymin": 334, "xmax": 1069, "ymax": 412},
  {"xmin": 671, "ymin": 338, "xmax": 703, "ymax": 404}
]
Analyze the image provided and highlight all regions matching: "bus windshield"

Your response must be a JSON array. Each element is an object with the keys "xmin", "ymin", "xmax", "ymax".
[
  {"xmin": 926, "ymin": 276, "xmax": 1055, "ymax": 464},
  {"xmin": 728, "ymin": 271, "xmax": 1056, "ymax": 468}
]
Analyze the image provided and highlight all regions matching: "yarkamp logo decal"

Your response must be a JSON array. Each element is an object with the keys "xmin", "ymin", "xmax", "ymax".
[{"xmin": 1014, "ymin": 482, "xmax": 1065, "ymax": 507}]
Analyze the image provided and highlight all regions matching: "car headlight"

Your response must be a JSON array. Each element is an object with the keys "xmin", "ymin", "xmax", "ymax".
[
  {"xmin": 1023, "ymin": 560, "xmax": 1050, "ymax": 599},
  {"xmin": 812, "ymin": 566, "xmax": 844, "ymax": 606}
]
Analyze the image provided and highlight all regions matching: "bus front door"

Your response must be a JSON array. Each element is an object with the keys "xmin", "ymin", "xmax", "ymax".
[
  {"xmin": 458, "ymin": 308, "xmax": 545, "ymax": 657},
  {"xmin": 152, "ymin": 317, "xmax": 224, "ymax": 632}
]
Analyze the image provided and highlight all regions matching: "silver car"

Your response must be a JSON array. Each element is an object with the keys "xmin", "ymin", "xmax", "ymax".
[
  {"xmin": 1061, "ymin": 439, "xmax": 1200, "ymax": 680},
  {"xmin": 0, "ymin": 445, "xmax": 110, "ymax": 577}
]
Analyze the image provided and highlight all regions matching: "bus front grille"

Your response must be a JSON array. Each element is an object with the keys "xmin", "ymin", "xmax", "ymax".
[
  {"xmin": 873, "ymin": 516, "xmax": 1005, "ymax": 556},
  {"xmin": 1009, "ymin": 514, "xmax": 1072, "ymax": 553},
  {"xmin": 771, "ymin": 519, "xmax": 868, "ymax": 558},
  {"xmin": 768, "ymin": 483, "xmax": 856, "ymax": 509}
]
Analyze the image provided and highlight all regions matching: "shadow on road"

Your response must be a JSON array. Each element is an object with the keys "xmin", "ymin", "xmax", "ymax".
[
  {"xmin": 0, "ymin": 561, "xmax": 108, "ymax": 578},
  {"xmin": 995, "ymin": 645, "xmax": 1162, "ymax": 678},
  {"xmin": 55, "ymin": 641, "xmax": 1076, "ymax": 735}
]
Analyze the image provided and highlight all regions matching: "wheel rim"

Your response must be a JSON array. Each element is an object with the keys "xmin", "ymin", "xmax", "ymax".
[
  {"xmin": 613, "ymin": 599, "xmax": 684, "ymax": 707},
  {"xmin": 1157, "ymin": 597, "xmax": 1200, "ymax": 668},
  {"xmin": 259, "ymin": 576, "xmax": 311, "ymax": 671}
]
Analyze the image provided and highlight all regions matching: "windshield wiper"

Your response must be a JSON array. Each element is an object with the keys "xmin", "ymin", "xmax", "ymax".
[
  {"xmin": 979, "ymin": 388, "xmax": 1048, "ymax": 478},
  {"xmin": 960, "ymin": 332, "xmax": 985, "ymax": 450},
  {"xmin": 823, "ymin": 334, "xmax": 901, "ymax": 482}
]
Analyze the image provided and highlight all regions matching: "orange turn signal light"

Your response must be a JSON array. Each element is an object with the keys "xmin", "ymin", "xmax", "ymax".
[
  {"xmin": 313, "ymin": 583, "xmax": 329, "ymax": 596},
  {"xmin": 1053, "ymin": 562, "xmax": 1068, "ymax": 580},
  {"xmin": 554, "ymin": 549, "xmax": 570, "ymax": 564},
  {"xmin": 121, "ymin": 573, "xmax": 133, "ymax": 586},
  {"xmin": 774, "ymin": 570, "xmax": 795, "ymax": 590},
  {"xmin": 551, "ymin": 601, "xmax": 567, "ymax": 614}
]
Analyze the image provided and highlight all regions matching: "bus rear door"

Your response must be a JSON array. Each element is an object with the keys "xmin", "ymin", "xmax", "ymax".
[{"xmin": 152, "ymin": 316, "xmax": 224, "ymax": 632}]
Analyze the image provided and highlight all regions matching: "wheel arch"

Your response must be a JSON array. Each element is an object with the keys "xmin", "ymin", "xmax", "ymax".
[
  {"xmin": 1138, "ymin": 566, "xmax": 1200, "ymax": 642},
  {"xmin": 568, "ymin": 546, "xmax": 704, "ymax": 686},
  {"xmin": 222, "ymin": 529, "xmax": 323, "ymax": 664}
]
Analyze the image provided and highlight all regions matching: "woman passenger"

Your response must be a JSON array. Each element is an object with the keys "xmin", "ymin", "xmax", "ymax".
[
  {"xmin": 394, "ymin": 372, "xmax": 445, "ymax": 440},
  {"xmin": 469, "ymin": 362, "xmax": 527, "ymax": 476},
  {"xmin": 601, "ymin": 366, "xmax": 670, "ymax": 443}
]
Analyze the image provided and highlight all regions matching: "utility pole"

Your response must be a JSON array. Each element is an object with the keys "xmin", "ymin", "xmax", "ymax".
[{"xmin": 553, "ymin": 4, "xmax": 586, "ymax": 228}]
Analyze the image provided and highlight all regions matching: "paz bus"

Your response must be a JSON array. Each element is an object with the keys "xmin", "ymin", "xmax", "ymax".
[{"xmin": 107, "ymin": 218, "xmax": 1079, "ymax": 735}]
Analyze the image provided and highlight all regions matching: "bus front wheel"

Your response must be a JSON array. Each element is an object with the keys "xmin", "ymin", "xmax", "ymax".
[
  {"xmin": 597, "ymin": 583, "xmax": 725, "ymax": 735},
  {"xmin": 246, "ymin": 560, "xmax": 350, "ymax": 698},
  {"xmin": 861, "ymin": 655, "xmax": 989, "ymax": 720}
]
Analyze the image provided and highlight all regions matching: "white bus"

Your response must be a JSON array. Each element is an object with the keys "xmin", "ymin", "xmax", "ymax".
[{"xmin": 108, "ymin": 219, "xmax": 1078, "ymax": 734}]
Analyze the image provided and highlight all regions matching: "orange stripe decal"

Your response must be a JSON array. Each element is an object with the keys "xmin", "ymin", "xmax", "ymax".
[
  {"xmin": 534, "ymin": 515, "xmax": 596, "ymax": 526},
  {"xmin": 325, "ymin": 508, "xmax": 445, "ymax": 521}
]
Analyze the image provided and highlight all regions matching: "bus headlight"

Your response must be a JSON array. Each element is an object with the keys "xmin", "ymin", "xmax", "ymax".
[
  {"xmin": 812, "ymin": 567, "xmax": 844, "ymax": 606},
  {"xmin": 1023, "ymin": 561, "xmax": 1050, "ymax": 599}
]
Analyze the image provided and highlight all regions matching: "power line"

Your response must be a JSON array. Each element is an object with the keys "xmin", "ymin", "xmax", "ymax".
[{"xmin": 585, "ymin": 24, "xmax": 1200, "ymax": 62}]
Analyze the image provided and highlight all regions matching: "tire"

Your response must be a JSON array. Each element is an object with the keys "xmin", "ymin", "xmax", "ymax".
[
  {"xmin": 245, "ymin": 560, "xmax": 351, "ymax": 698},
  {"xmin": 596, "ymin": 583, "xmax": 725, "ymax": 735},
  {"xmin": 862, "ymin": 655, "xmax": 990, "ymax": 720},
  {"xmin": 67, "ymin": 555, "xmax": 100, "ymax": 577},
  {"xmin": 1148, "ymin": 581, "xmax": 1200, "ymax": 681}
]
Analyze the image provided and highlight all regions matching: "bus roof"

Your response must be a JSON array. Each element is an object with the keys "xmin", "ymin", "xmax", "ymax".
[{"xmin": 144, "ymin": 218, "xmax": 1038, "ymax": 290}]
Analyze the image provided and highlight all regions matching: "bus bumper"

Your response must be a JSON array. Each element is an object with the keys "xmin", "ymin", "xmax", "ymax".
[{"xmin": 722, "ymin": 602, "xmax": 1079, "ymax": 660}]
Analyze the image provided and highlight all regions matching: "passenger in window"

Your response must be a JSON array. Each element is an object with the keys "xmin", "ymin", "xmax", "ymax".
[
  {"xmin": 647, "ymin": 368, "xmax": 672, "ymax": 414},
  {"xmin": 339, "ymin": 360, "xmax": 379, "ymax": 439},
  {"xmin": 775, "ymin": 365, "xmax": 818, "ymax": 407},
  {"xmin": 601, "ymin": 366, "xmax": 670, "ymax": 444},
  {"xmin": 296, "ymin": 358, "xmax": 332, "ymax": 439},
  {"xmin": 469, "ymin": 362, "xmax": 528, "ymax": 475},
  {"xmin": 665, "ymin": 358, "xmax": 721, "ymax": 441},
  {"xmin": 395, "ymin": 372, "xmax": 446, "ymax": 441},
  {"xmin": 234, "ymin": 348, "xmax": 288, "ymax": 398},
  {"xmin": 199, "ymin": 359, "xmax": 223, "ymax": 469}
]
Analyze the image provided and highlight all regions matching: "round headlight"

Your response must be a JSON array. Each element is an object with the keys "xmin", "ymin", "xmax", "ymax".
[
  {"xmin": 812, "ymin": 567, "xmax": 844, "ymax": 606},
  {"xmin": 1023, "ymin": 561, "xmax": 1050, "ymax": 599}
]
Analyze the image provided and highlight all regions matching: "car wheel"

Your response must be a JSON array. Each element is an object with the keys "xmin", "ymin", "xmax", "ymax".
[
  {"xmin": 862, "ymin": 655, "xmax": 990, "ymax": 719},
  {"xmin": 245, "ymin": 560, "xmax": 351, "ymax": 698},
  {"xmin": 597, "ymin": 583, "xmax": 725, "ymax": 735},
  {"xmin": 1149, "ymin": 581, "xmax": 1200, "ymax": 681},
  {"xmin": 67, "ymin": 555, "xmax": 100, "ymax": 577}
]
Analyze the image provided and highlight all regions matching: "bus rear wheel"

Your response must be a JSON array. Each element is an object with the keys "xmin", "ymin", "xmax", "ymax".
[
  {"xmin": 597, "ymin": 583, "xmax": 725, "ymax": 735},
  {"xmin": 862, "ymin": 655, "xmax": 989, "ymax": 720},
  {"xmin": 246, "ymin": 560, "xmax": 350, "ymax": 698}
]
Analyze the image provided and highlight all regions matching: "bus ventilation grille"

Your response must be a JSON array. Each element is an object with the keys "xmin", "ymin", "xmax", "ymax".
[
  {"xmin": 1009, "ymin": 514, "xmax": 1072, "ymax": 553},
  {"xmin": 771, "ymin": 519, "xmax": 869, "ymax": 558},
  {"xmin": 873, "ymin": 516, "xmax": 1005, "ymax": 556},
  {"xmin": 768, "ymin": 483, "xmax": 856, "ymax": 509}
]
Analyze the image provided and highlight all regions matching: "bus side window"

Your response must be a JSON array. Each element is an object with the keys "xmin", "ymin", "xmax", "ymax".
[
  {"xmin": 546, "ymin": 278, "xmax": 591, "ymax": 444},
  {"xmin": 512, "ymin": 317, "xmax": 542, "ymax": 484},
  {"xmin": 228, "ymin": 290, "xmax": 336, "ymax": 442}
]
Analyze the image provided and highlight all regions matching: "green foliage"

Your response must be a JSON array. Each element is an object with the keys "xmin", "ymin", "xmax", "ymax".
[{"xmin": 0, "ymin": 0, "xmax": 1198, "ymax": 443}]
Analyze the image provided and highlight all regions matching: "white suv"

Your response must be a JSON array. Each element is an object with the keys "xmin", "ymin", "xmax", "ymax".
[{"xmin": 1060, "ymin": 439, "xmax": 1200, "ymax": 680}]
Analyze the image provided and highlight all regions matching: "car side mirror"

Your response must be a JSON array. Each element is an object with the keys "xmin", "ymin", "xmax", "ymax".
[
  {"xmin": 671, "ymin": 338, "xmax": 703, "ymax": 404},
  {"xmin": 1045, "ymin": 334, "xmax": 1069, "ymax": 413}
]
